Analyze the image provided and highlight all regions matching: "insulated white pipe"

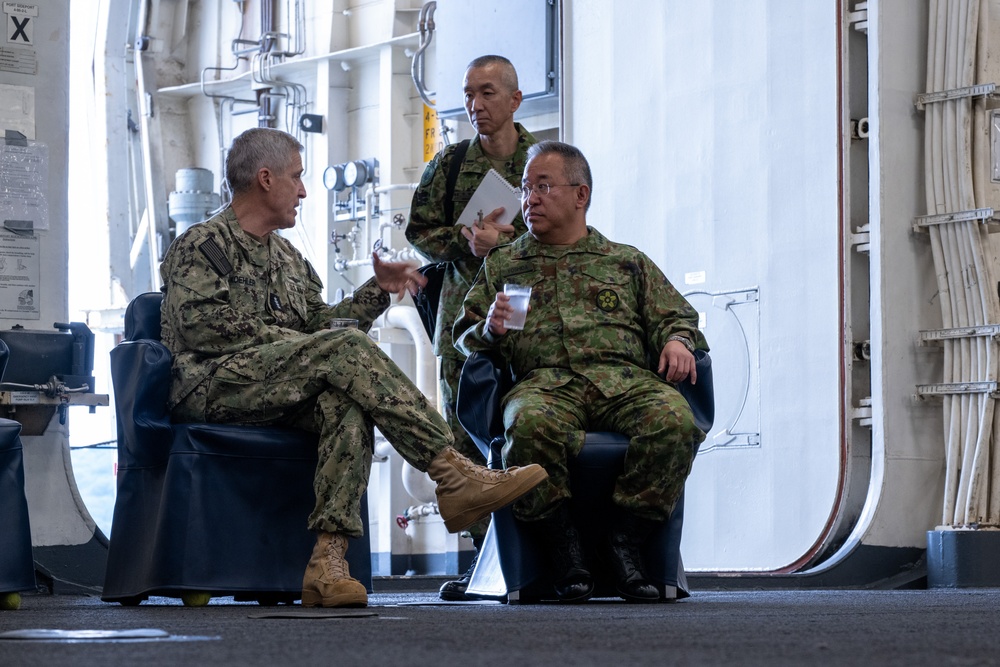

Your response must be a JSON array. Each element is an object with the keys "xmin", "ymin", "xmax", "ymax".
[
  {"xmin": 928, "ymin": 0, "xmax": 967, "ymax": 526},
  {"xmin": 380, "ymin": 246, "xmax": 423, "ymax": 263},
  {"xmin": 379, "ymin": 304, "xmax": 440, "ymax": 505},
  {"xmin": 955, "ymin": 0, "xmax": 995, "ymax": 526},
  {"xmin": 381, "ymin": 304, "xmax": 437, "ymax": 399},
  {"xmin": 928, "ymin": 0, "xmax": 960, "ymax": 525},
  {"xmin": 335, "ymin": 257, "xmax": 372, "ymax": 271},
  {"xmin": 944, "ymin": 0, "xmax": 977, "ymax": 525},
  {"xmin": 134, "ymin": 0, "xmax": 162, "ymax": 292},
  {"xmin": 926, "ymin": 0, "xmax": 1000, "ymax": 527},
  {"xmin": 962, "ymin": 0, "xmax": 1000, "ymax": 525},
  {"xmin": 364, "ymin": 185, "xmax": 375, "ymax": 259},
  {"xmin": 951, "ymin": 1, "xmax": 970, "ymax": 527},
  {"xmin": 375, "ymin": 184, "xmax": 419, "ymax": 194},
  {"xmin": 402, "ymin": 465, "xmax": 438, "ymax": 505}
]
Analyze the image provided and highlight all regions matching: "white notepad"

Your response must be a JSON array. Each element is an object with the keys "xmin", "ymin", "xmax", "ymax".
[{"xmin": 455, "ymin": 169, "xmax": 521, "ymax": 228}]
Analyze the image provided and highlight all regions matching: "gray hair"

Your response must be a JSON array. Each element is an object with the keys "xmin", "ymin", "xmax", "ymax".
[
  {"xmin": 226, "ymin": 128, "xmax": 303, "ymax": 194},
  {"xmin": 466, "ymin": 55, "xmax": 519, "ymax": 92},
  {"xmin": 526, "ymin": 141, "xmax": 593, "ymax": 211}
]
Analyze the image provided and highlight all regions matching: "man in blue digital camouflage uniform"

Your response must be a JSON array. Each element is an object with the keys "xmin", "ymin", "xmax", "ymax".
[
  {"xmin": 455, "ymin": 141, "xmax": 707, "ymax": 603},
  {"xmin": 159, "ymin": 128, "xmax": 546, "ymax": 609}
]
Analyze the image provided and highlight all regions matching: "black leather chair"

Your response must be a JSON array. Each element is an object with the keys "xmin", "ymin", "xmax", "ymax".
[
  {"xmin": 101, "ymin": 293, "xmax": 372, "ymax": 606},
  {"xmin": 457, "ymin": 349, "xmax": 713, "ymax": 603},
  {"xmin": 0, "ymin": 338, "xmax": 35, "ymax": 607}
]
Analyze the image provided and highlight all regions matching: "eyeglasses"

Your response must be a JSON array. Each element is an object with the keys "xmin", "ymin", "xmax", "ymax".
[{"xmin": 519, "ymin": 183, "xmax": 580, "ymax": 199}]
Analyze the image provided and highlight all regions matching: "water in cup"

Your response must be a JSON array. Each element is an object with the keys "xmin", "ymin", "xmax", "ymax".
[{"xmin": 503, "ymin": 284, "xmax": 531, "ymax": 331}]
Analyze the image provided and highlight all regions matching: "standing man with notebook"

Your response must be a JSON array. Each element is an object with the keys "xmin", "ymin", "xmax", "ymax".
[{"xmin": 405, "ymin": 54, "xmax": 538, "ymax": 601}]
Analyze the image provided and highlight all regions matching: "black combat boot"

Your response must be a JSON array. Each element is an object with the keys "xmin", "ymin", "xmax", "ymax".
[
  {"xmin": 607, "ymin": 507, "xmax": 662, "ymax": 603},
  {"xmin": 523, "ymin": 503, "xmax": 594, "ymax": 603},
  {"xmin": 438, "ymin": 535, "xmax": 485, "ymax": 601}
]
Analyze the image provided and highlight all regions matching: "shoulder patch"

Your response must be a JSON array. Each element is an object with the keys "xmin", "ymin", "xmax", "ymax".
[
  {"xmin": 198, "ymin": 238, "xmax": 233, "ymax": 277},
  {"xmin": 419, "ymin": 156, "xmax": 439, "ymax": 187}
]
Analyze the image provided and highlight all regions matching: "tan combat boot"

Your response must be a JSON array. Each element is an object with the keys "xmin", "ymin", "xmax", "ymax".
[
  {"xmin": 301, "ymin": 532, "xmax": 368, "ymax": 608},
  {"xmin": 428, "ymin": 446, "xmax": 549, "ymax": 532}
]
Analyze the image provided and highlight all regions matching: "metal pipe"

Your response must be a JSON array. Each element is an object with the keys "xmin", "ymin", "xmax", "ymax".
[
  {"xmin": 134, "ymin": 0, "xmax": 161, "ymax": 290},
  {"xmin": 375, "ymin": 184, "xmax": 418, "ymax": 194},
  {"xmin": 334, "ymin": 257, "xmax": 371, "ymax": 272},
  {"xmin": 363, "ymin": 185, "xmax": 375, "ymax": 260},
  {"xmin": 380, "ymin": 305, "xmax": 437, "ymax": 410},
  {"xmin": 411, "ymin": 1, "xmax": 437, "ymax": 108},
  {"xmin": 378, "ymin": 304, "xmax": 439, "ymax": 506}
]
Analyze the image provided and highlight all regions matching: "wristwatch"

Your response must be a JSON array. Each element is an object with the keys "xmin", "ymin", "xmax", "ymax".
[{"xmin": 667, "ymin": 334, "xmax": 695, "ymax": 353}]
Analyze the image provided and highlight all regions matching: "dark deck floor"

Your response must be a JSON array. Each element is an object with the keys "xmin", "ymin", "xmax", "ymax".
[{"xmin": 3, "ymin": 585, "xmax": 1000, "ymax": 666}]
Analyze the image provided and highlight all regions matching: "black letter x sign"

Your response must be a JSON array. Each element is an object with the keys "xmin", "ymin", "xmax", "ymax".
[{"xmin": 11, "ymin": 16, "xmax": 29, "ymax": 42}]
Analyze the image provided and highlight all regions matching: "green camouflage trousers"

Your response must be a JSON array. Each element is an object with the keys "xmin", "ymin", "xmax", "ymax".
[
  {"xmin": 440, "ymin": 353, "xmax": 489, "ymax": 539},
  {"xmin": 439, "ymin": 353, "xmax": 479, "ymax": 461},
  {"xmin": 173, "ymin": 328, "xmax": 453, "ymax": 537},
  {"xmin": 501, "ymin": 374, "xmax": 704, "ymax": 522}
]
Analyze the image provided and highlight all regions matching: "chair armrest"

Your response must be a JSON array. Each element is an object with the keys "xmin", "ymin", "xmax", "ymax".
[
  {"xmin": 675, "ymin": 349, "xmax": 715, "ymax": 434},
  {"xmin": 110, "ymin": 339, "xmax": 174, "ymax": 468},
  {"xmin": 458, "ymin": 349, "xmax": 714, "ymax": 458},
  {"xmin": 456, "ymin": 350, "xmax": 514, "ymax": 460}
]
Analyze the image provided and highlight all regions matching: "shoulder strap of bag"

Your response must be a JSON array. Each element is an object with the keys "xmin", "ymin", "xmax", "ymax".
[{"xmin": 443, "ymin": 139, "xmax": 471, "ymax": 226}]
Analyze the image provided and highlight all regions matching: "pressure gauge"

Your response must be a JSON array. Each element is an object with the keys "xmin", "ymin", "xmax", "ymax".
[
  {"xmin": 344, "ymin": 160, "xmax": 368, "ymax": 188},
  {"xmin": 323, "ymin": 165, "xmax": 345, "ymax": 192}
]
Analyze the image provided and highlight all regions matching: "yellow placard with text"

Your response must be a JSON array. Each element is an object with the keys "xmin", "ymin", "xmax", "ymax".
[{"xmin": 423, "ymin": 104, "xmax": 444, "ymax": 162}]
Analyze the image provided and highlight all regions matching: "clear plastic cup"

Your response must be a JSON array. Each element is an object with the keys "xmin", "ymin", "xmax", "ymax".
[
  {"xmin": 503, "ymin": 284, "xmax": 531, "ymax": 331},
  {"xmin": 329, "ymin": 318, "xmax": 359, "ymax": 330}
]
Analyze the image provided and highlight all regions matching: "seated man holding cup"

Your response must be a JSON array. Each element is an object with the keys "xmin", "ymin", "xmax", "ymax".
[
  {"xmin": 160, "ymin": 127, "xmax": 548, "ymax": 609},
  {"xmin": 454, "ymin": 140, "xmax": 707, "ymax": 604}
]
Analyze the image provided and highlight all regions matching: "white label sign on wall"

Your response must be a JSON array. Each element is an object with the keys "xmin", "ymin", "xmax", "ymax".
[
  {"xmin": 684, "ymin": 270, "xmax": 707, "ymax": 285},
  {"xmin": 0, "ymin": 83, "xmax": 34, "ymax": 139},
  {"xmin": 3, "ymin": 2, "xmax": 36, "ymax": 46},
  {"xmin": 0, "ymin": 139, "xmax": 48, "ymax": 230},
  {"xmin": 0, "ymin": 231, "xmax": 38, "ymax": 319}
]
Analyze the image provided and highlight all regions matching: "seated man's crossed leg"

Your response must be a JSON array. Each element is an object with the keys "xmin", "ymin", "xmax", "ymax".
[{"xmin": 176, "ymin": 327, "xmax": 548, "ymax": 608}]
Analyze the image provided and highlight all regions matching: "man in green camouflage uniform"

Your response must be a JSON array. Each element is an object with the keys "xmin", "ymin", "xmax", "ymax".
[
  {"xmin": 405, "ymin": 55, "xmax": 537, "ymax": 600},
  {"xmin": 455, "ymin": 141, "xmax": 707, "ymax": 604},
  {"xmin": 160, "ymin": 128, "xmax": 546, "ymax": 609}
]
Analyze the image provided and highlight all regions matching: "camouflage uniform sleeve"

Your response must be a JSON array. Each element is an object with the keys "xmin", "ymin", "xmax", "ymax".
[
  {"xmin": 404, "ymin": 147, "xmax": 475, "ymax": 263},
  {"xmin": 302, "ymin": 275, "xmax": 389, "ymax": 333},
  {"xmin": 299, "ymin": 262, "xmax": 339, "ymax": 332},
  {"xmin": 639, "ymin": 253, "xmax": 709, "ymax": 354},
  {"xmin": 161, "ymin": 233, "xmax": 300, "ymax": 356},
  {"xmin": 453, "ymin": 260, "xmax": 505, "ymax": 356}
]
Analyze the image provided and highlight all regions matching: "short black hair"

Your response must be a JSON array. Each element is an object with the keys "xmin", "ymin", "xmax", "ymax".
[{"xmin": 465, "ymin": 55, "xmax": 519, "ymax": 92}]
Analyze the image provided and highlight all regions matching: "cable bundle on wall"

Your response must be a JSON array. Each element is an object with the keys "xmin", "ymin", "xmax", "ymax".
[{"xmin": 923, "ymin": 0, "xmax": 1000, "ymax": 528}]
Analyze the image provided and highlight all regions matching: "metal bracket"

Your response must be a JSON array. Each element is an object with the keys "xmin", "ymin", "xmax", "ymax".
[
  {"xmin": 915, "ymin": 83, "xmax": 998, "ymax": 111},
  {"xmin": 851, "ymin": 223, "xmax": 870, "ymax": 253},
  {"xmin": 920, "ymin": 324, "xmax": 1000, "ymax": 344},
  {"xmin": 847, "ymin": 2, "xmax": 868, "ymax": 34},
  {"xmin": 711, "ymin": 288, "xmax": 759, "ymax": 310},
  {"xmin": 916, "ymin": 382, "xmax": 1000, "ymax": 399},
  {"xmin": 851, "ymin": 396, "xmax": 873, "ymax": 427},
  {"xmin": 298, "ymin": 114, "xmax": 323, "ymax": 133},
  {"xmin": 912, "ymin": 207, "xmax": 1000, "ymax": 233},
  {"xmin": 850, "ymin": 117, "xmax": 870, "ymax": 140},
  {"xmin": 699, "ymin": 430, "xmax": 761, "ymax": 454}
]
